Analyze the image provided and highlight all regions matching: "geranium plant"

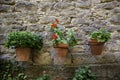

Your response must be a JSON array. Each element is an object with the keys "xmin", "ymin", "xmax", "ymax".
[
  {"xmin": 89, "ymin": 28, "xmax": 111, "ymax": 42},
  {"xmin": 50, "ymin": 19, "xmax": 77, "ymax": 47}
]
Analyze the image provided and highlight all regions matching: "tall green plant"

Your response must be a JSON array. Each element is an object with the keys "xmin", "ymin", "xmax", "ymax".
[{"xmin": 5, "ymin": 31, "xmax": 43, "ymax": 51}]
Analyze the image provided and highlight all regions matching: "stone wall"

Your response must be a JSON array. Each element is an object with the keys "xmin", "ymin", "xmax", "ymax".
[
  {"xmin": 0, "ymin": 0, "xmax": 120, "ymax": 79},
  {"xmin": 24, "ymin": 63, "xmax": 120, "ymax": 80},
  {"xmin": 0, "ymin": 0, "xmax": 120, "ymax": 65}
]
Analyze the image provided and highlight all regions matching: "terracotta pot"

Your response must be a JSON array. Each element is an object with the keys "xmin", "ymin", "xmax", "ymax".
[
  {"xmin": 54, "ymin": 44, "xmax": 69, "ymax": 48},
  {"xmin": 88, "ymin": 39, "xmax": 105, "ymax": 55},
  {"xmin": 16, "ymin": 48, "xmax": 31, "ymax": 61},
  {"xmin": 54, "ymin": 44, "xmax": 69, "ymax": 57}
]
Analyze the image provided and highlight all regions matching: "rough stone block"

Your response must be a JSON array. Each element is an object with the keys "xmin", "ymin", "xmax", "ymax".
[
  {"xmin": 117, "ymin": 0, "xmax": 120, "ymax": 1},
  {"xmin": 4, "ymin": 19, "xmax": 23, "ymax": 26},
  {"xmin": 112, "ymin": 7, "xmax": 120, "ymax": 13},
  {"xmin": 92, "ymin": 0, "xmax": 101, "ymax": 4},
  {"xmin": 33, "ymin": 52, "xmax": 52, "ymax": 65},
  {"xmin": 27, "ymin": 24, "xmax": 44, "ymax": 32},
  {"xmin": 23, "ymin": 64, "xmax": 120, "ymax": 80},
  {"xmin": 72, "ymin": 52, "xmax": 117, "ymax": 65},
  {"xmin": 0, "ymin": 26, "xmax": 6, "ymax": 34},
  {"xmin": 101, "ymin": 0, "xmax": 114, "ymax": 3},
  {"xmin": 71, "ymin": 18, "xmax": 86, "ymax": 25},
  {"xmin": 76, "ymin": 0, "xmax": 91, "ymax": 9},
  {"xmin": 113, "ymin": 52, "xmax": 120, "ymax": 62},
  {"xmin": 72, "ymin": 53, "xmax": 98, "ymax": 64},
  {"xmin": 70, "ymin": 45, "xmax": 85, "ymax": 53},
  {"xmin": 1, "ymin": 13, "xmax": 18, "ymax": 19},
  {"xmin": 27, "ymin": 16, "xmax": 39, "ymax": 23},
  {"xmin": 110, "ymin": 14, "xmax": 120, "ymax": 25},
  {"xmin": 11, "ymin": 26, "xmax": 27, "ymax": 31},
  {"xmin": 100, "ymin": 53, "xmax": 116, "ymax": 63},
  {"xmin": 53, "ymin": 2, "xmax": 73, "ymax": 10},
  {"xmin": 0, "ymin": 0, "xmax": 15, "ymax": 5},
  {"xmin": 96, "ymin": 1, "xmax": 119, "ymax": 10},
  {"xmin": 39, "ymin": 16, "xmax": 55, "ymax": 24},
  {"xmin": 0, "ymin": 34, "xmax": 6, "ymax": 45},
  {"xmin": 0, "ymin": 5, "xmax": 11, "ymax": 12},
  {"xmin": 15, "ymin": 1, "xmax": 37, "ymax": 12},
  {"xmin": 0, "ymin": 53, "xmax": 16, "ymax": 60},
  {"xmin": 0, "ymin": 45, "xmax": 15, "ymax": 55}
]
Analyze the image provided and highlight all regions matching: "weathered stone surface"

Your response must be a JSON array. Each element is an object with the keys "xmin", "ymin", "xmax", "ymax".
[
  {"xmin": 15, "ymin": 1, "xmax": 37, "ymax": 12},
  {"xmin": 113, "ymin": 52, "xmax": 120, "ymax": 62},
  {"xmin": 0, "ymin": 46, "xmax": 15, "ymax": 54},
  {"xmin": 0, "ymin": 5, "xmax": 11, "ymax": 12},
  {"xmin": 72, "ymin": 53, "xmax": 95, "ymax": 64},
  {"xmin": 101, "ymin": 53, "xmax": 116, "ymax": 63},
  {"xmin": 72, "ymin": 52, "xmax": 117, "ymax": 65},
  {"xmin": 38, "ymin": 2, "xmax": 53, "ymax": 12},
  {"xmin": 71, "ymin": 45, "xmax": 85, "ymax": 53},
  {"xmin": 110, "ymin": 14, "xmax": 120, "ymax": 25},
  {"xmin": 0, "ymin": 13, "xmax": 18, "ymax": 18},
  {"xmin": 117, "ymin": 0, "xmax": 120, "ymax": 1},
  {"xmin": 112, "ymin": 7, "xmax": 120, "ymax": 13},
  {"xmin": 3, "ymin": 19, "xmax": 23, "ymax": 26},
  {"xmin": 76, "ymin": 0, "xmax": 91, "ymax": 9},
  {"xmin": 0, "ymin": 34, "xmax": 6, "ymax": 45},
  {"xmin": 10, "ymin": 25, "xmax": 27, "ymax": 31},
  {"xmin": 92, "ymin": 0, "xmax": 101, "ymax": 4},
  {"xmin": 106, "ymin": 40, "xmax": 120, "ymax": 51},
  {"xmin": 112, "ymin": 34, "xmax": 120, "ymax": 40},
  {"xmin": 33, "ymin": 52, "xmax": 52, "ymax": 64},
  {"xmin": 53, "ymin": 2, "xmax": 74, "ymax": 10},
  {"xmin": 26, "ymin": 16, "xmax": 39, "ymax": 23},
  {"xmin": 60, "ymin": 9, "xmax": 77, "ymax": 17},
  {"xmin": 39, "ymin": 16, "xmax": 55, "ymax": 24},
  {"xmin": 101, "ymin": 0, "xmax": 113, "ymax": 3},
  {"xmin": 23, "ymin": 63, "xmax": 120, "ymax": 80},
  {"xmin": 71, "ymin": 18, "xmax": 86, "ymax": 25},
  {"xmin": 0, "ymin": 26, "xmax": 6, "ymax": 34},
  {"xmin": 0, "ymin": 53, "xmax": 16, "ymax": 60},
  {"xmin": 27, "ymin": 24, "xmax": 44, "ymax": 32},
  {"xmin": 96, "ymin": 1, "xmax": 119, "ymax": 9},
  {"xmin": 0, "ymin": 0, "xmax": 15, "ymax": 5}
]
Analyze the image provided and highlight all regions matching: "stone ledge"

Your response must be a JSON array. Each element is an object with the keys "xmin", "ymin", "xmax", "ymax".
[
  {"xmin": 72, "ymin": 53, "xmax": 120, "ymax": 65},
  {"xmin": 21, "ymin": 62, "xmax": 120, "ymax": 80}
]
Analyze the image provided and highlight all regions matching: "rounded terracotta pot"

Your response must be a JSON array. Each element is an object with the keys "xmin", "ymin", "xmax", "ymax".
[
  {"xmin": 88, "ymin": 39, "xmax": 105, "ymax": 55},
  {"xmin": 16, "ymin": 47, "xmax": 31, "ymax": 61},
  {"xmin": 54, "ymin": 44, "xmax": 69, "ymax": 57}
]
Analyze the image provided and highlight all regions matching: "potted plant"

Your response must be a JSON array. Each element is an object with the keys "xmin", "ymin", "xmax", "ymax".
[
  {"xmin": 50, "ymin": 19, "xmax": 77, "ymax": 57},
  {"xmin": 88, "ymin": 28, "xmax": 111, "ymax": 55},
  {"xmin": 4, "ymin": 31, "xmax": 43, "ymax": 61}
]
